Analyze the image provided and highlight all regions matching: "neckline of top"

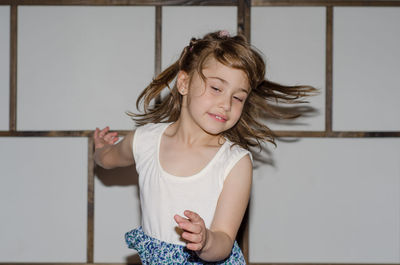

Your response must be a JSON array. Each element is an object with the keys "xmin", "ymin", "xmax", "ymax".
[{"xmin": 156, "ymin": 122, "xmax": 228, "ymax": 182}]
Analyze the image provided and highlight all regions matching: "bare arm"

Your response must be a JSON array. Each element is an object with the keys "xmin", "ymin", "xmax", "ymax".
[
  {"xmin": 174, "ymin": 154, "xmax": 252, "ymax": 261},
  {"xmin": 94, "ymin": 127, "xmax": 135, "ymax": 169}
]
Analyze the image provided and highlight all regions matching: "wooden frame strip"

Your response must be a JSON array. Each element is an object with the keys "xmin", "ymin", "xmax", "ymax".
[
  {"xmin": 154, "ymin": 5, "xmax": 162, "ymax": 105},
  {"xmin": 9, "ymin": 3, "xmax": 17, "ymax": 131},
  {"xmin": 237, "ymin": 0, "xmax": 251, "ymax": 262},
  {"xmin": 3, "ymin": 0, "xmax": 237, "ymax": 6},
  {"xmin": 274, "ymin": 131, "xmax": 400, "ymax": 137},
  {"xmin": 251, "ymin": 0, "xmax": 400, "ymax": 6},
  {"xmin": 0, "ymin": 130, "xmax": 94, "ymax": 137},
  {"xmin": 2, "ymin": 0, "xmax": 400, "ymax": 6},
  {"xmin": 237, "ymin": 206, "xmax": 250, "ymax": 264},
  {"xmin": 1, "ymin": 0, "xmax": 399, "ymax": 6},
  {"xmin": 238, "ymin": 0, "xmax": 250, "ymax": 40},
  {"xmin": 1, "ymin": 130, "xmax": 399, "ymax": 138},
  {"xmin": 155, "ymin": 5, "xmax": 161, "ymax": 77},
  {"xmin": 326, "ymin": 6, "xmax": 333, "ymax": 132},
  {"xmin": 87, "ymin": 136, "xmax": 95, "ymax": 263}
]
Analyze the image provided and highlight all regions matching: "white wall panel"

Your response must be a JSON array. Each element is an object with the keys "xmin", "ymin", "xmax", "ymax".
[
  {"xmin": 333, "ymin": 7, "xmax": 400, "ymax": 131},
  {"xmin": 18, "ymin": 6, "xmax": 154, "ymax": 131},
  {"xmin": 0, "ymin": 6, "xmax": 10, "ymax": 130},
  {"xmin": 0, "ymin": 137, "xmax": 87, "ymax": 262},
  {"xmin": 162, "ymin": 7, "xmax": 237, "ymax": 70},
  {"xmin": 94, "ymin": 167, "xmax": 141, "ymax": 262},
  {"xmin": 252, "ymin": 7, "xmax": 325, "ymax": 131},
  {"xmin": 250, "ymin": 138, "xmax": 400, "ymax": 263}
]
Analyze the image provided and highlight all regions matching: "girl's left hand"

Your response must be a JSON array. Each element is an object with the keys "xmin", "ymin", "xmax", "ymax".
[{"xmin": 174, "ymin": 210, "xmax": 208, "ymax": 252}]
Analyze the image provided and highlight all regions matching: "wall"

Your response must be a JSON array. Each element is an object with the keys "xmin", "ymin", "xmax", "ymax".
[{"xmin": 0, "ymin": 2, "xmax": 399, "ymax": 264}]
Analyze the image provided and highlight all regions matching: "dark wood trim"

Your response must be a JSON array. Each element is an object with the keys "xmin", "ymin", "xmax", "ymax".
[
  {"xmin": 155, "ymin": 5, "xmax": 161, "ymax": 77},
  {"xmin": 2, "ymin": 0, "xmax": 400, "ymax": 6},
  {"xmin": 1, "ymin": 130, "xmax": 400, "ymax": 138},
  {"xmin": 9, "ymin": 3, "xmax": 17, "ymax": 131},
  {"xmin": 0, "ymin": 130, "xmax": 95, "ymax": 137},
  {"xmin": 154, "ymin": 5, "xmax": 162, "ymax": 105},
  {"xmin": 273, "ymin": 131, "xmax": 400, "ymax": 137},
  {"xmin": 237, "ymin": 1, "xmax": 251, "ymax": 262},
  {"xmin": 2, "ymin": 0, "xmax": 237, "ymax": 6},
  {"xmin": 251, "ymin": 0, "xmax": 400, "ymax": 6},
  {"xmin": 325, "ymin": 6, "xmax": 333, "ymax": 132},
  {"xmin": 237, "ymin": 206, "xmax": 250, "ymax": 264},
  {"xmin": 87, "ymin": 136, "xmax": 95, "ymax": 263},
  {"xmin": 243, "ymin": 213, "xmax": 250, "ymax": 265},
  {"xmin": 238, "ymin": 0, "xmax": 251, "ymax": 41}
]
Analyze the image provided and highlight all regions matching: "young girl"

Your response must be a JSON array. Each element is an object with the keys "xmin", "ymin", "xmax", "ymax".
[{"xmin": 94, "ymin": 30, "xmax": 317, "ymax": 264}]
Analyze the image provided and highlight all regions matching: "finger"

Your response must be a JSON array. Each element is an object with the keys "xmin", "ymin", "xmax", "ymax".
[
  {"xmin": 186, "ymin": 242, "xmax": 203, "ymax": 252},
  {"xmin": 181, "ymin": 231, "xmax": 202, "ymax": 244},
  {"xmin": 99, "ymin": 126, "xmax": 109, "ymax": 137},
  {"xmin": 174, "ymin": 214, "xmax": 190, "ymax": 225},
  {"xmin": 184, "ymin": 210, "xmax": 202, "ymax": 223},
  {"xmin": 111, "ymin": 136, "xmax": 119, "ymax": 144},
  {"xmin": 178, "ymin": 221, "xmax": 202, "ymax": 235},
  {"xmin": 104, "ymin": 131, "xmax": 118, "ymax": 142},
  {"xmin": 175, "ymin": 216, "xmax": 202, "ymax": 235},
  {"xmin": 94, "ymin": 128, "xmax": 105, "ymax": 149},
  {"xmin": 94, "ymin": 128, "xmax": 100, "ymax": 139}
]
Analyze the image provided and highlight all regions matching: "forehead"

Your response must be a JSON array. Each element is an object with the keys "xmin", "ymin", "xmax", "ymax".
[{"xmin": 200, "ymin": 58, "xmax": 249, "ymax": 90}]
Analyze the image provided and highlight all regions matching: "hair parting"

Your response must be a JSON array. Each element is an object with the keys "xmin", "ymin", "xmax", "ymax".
[{"xmin": 127, "ymin": 31, "xmax": 319, "ymax": 150}]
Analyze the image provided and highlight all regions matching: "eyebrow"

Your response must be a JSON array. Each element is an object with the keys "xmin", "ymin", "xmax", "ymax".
[{"xmin": 208, "ymin": 76, "xmax": 249, "ymax": 94}]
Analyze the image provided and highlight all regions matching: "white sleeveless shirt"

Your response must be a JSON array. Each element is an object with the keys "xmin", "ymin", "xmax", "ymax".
[{"xmin": 133, "ymin": 122, "xmax": 251, "ymax": 245}]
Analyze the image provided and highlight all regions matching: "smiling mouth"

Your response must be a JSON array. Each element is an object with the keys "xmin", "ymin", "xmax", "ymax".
[{"xmin": 209, "ymin": 113, "xmax": 227, "ymax": 122}]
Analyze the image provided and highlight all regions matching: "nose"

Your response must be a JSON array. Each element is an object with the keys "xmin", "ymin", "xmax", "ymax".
[{"xmin": 219, "ymin": 94, "xmax": 231, "ymax": 112}]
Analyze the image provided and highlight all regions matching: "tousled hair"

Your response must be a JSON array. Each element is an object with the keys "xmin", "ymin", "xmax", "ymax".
[{"xmin": 127, "ymin": 31, "xmax": 318, "ymax": 150}]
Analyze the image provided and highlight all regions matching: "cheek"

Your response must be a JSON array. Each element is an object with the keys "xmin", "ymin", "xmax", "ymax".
[
  {"xmin": 231, "ymin": 104, "xmax": 244, "ymax": 121},
  {"xmin": 186, "ymin": 95, "xmax": 207, "ymax": 114},
  {"xmin": 186, "ymin": 87, "xmax": 207, "ymax": 106},
  {"xmin": 234, "ymin": 101, "xmax": 245, "ymax": 112},
  {"xmin": 189, "ymin": 82, "xmax": 207, "ymax": 97}
]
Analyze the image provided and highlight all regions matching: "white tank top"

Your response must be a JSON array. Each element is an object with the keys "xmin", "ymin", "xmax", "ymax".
[{"xmin": 133, "ymin": 122, "xmax": 251, "ymax": 245}]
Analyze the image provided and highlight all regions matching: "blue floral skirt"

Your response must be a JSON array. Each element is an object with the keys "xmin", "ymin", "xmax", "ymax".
[{"xmin": 125, "ymin": 226, "xmax": 246, "ymax": 264}]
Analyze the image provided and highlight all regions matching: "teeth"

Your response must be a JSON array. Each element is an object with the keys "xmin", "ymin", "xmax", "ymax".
[{"xmin": 215, "ymin": 116, "xmax": 222, "ymax": 120}]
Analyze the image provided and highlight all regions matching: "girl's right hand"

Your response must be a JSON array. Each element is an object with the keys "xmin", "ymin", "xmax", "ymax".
[{"xmin": 94, "ymin": 127, "xmax": 119, "ymax": 149}]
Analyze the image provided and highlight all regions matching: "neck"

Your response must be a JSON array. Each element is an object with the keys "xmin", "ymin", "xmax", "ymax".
[{"xmin": 167, "ymin": 116, "xmax": 222, "ymax": 147}]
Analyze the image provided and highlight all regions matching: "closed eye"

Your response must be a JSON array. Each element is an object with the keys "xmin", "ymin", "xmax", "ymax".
[
  {"xmin": 211, "ymin": 86, "xmax": 221, "ymax": 92},
  {"xmin": 233, "ymin": 96, "xmax": 244, "ymax": 102}
]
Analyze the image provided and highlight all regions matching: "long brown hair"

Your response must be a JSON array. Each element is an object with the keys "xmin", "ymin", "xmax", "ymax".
[{"xmin": 127, "ymin": 31, "xmax": 318, "ymax": 150}]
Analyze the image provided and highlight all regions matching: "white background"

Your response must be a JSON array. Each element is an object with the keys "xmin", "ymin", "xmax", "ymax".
[{"xmin": 0, "ymin": 5, "xmax": 399, "ymax": 264}]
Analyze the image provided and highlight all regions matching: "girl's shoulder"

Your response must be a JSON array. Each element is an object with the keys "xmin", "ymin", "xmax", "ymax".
[
  {"xmin": 222, "ymin": 138, "xmax": 253, "ymax": 163},
  {"xmin": 133, "ymin": 122, "xmax": 171, "ymax": 151},
  {"xmin": 132, "ymin": 122, "xmax": 171, "ymax": 162},
  {"xmin": 135, "ymin": 122, "xmax": 171, "ymax": 134},
  {"xmin": 218, "ymin": 138, "xmax": 253, "ymax": 182}
]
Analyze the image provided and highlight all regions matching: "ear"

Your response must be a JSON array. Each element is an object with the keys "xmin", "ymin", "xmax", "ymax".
[{"xmin": 177, "ymin": 70, "xmax": 189, "ymax": 95}]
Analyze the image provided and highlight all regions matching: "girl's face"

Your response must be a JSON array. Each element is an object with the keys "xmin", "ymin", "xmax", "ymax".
[{"xmin": 179, "ymin": 58, "xmax": 250, "ymax": 136}]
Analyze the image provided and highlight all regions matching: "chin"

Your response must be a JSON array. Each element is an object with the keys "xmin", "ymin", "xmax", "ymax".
[
  {"xmin": 198, "ymin": 125, "xmax": 222, "ymax": 136},
  {"xmin": 203, "ymin": 125, "xmax": 233, "ymax": 136}
]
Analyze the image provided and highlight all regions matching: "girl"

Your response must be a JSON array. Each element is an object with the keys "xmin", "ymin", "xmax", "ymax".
[{"xmin": 94, "ymin": 30, "xmax": 317, "ymax": 264}]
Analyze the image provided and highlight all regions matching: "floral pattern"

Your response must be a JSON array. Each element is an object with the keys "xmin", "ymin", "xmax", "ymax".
[{"xmin": 125, "ymin": 226, "xmax": 246, "ymax": 264}]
